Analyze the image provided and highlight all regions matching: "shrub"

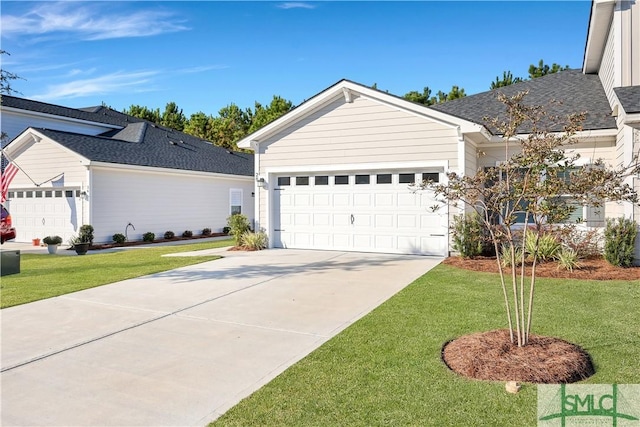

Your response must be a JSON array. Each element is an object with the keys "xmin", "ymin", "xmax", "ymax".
[
  {"xmin": 557, "ymin": 248, "xmax": 581, "ymax": 272},
  {"xmin": 164, "ymin": 231, "xmax": 175, "ymax": 239},
  {"xmin": 556, "ymin": 225, "xmax": 603, "ymax": 258},
  {"xmin": 524, "ymin": 229, "xmax": 560, "ymax": 262},
  {"xmin": 604, "ymin": 217, "xmax": 637, "ymax": 267},
  {"xmin": 182, "ymin": 230, "xmax": 193, "ymax": 238},
  {"xmin": 43, "ymin": 235, "xmax": 63, "ymax": 245},
  {"xmin": 451, "ymin": 213, "xmax": 484, "ymax": 258},
  {"xmin": 241, "ymin": 231, "xmax": 268, "ymax": 250},
  {"xmin": 78, "ymin": 224, "xmax": 94, "ymax": 244},
  {"xmin": 202, "ymin": 228, "xmax": 211, "ymax": 236},
  {"xmin": 143, "ymin": 232, "xmax": 155, "ymax": 242},
  {"xmin": 223, "ymin": 226, "xmax": 231, "ymax": 235},
  {"xmin": 227, "ymin": 214, "xmax": 251, "ymax": 246},
  {"xmin": 112, "ymin": 233, "xmax": 126, "ymax": 244},
  {"xmin": 501, "ymin": 245, "xmax": 523, "ymax": 268}
]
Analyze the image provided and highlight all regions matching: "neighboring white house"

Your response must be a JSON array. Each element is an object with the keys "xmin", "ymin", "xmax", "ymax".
[
  {"xmin": 237, "ymin": 0, "xmax": 639, "ymax": 260},
  {"xmin": 1, "ymin": 96, "xmax": 254, "ymax": 244}
]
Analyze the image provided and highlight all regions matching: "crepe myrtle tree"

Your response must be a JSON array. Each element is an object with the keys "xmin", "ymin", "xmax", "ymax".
[{"xmin": 415, "ymin": 91, "xmax": 639, "ymax": 347}]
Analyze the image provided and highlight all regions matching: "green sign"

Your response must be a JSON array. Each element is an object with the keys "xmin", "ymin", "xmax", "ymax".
[{"xmin": 538, "ymin": 384, "xmax": 640, "ymax": 426}]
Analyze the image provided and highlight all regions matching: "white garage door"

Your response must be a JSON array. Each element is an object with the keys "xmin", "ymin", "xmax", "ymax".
[
  {"xmin": 272, "ymin": 171, "xmax": 447, "ymax": 256},
  {"xmin": 6, "ymin": 188, "xmax": 82, "ymax": 243}
]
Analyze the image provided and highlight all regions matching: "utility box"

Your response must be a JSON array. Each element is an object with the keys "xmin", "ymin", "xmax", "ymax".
[{"xmin": 1, "ymin": 250, "xmax": 21, "ymax": 276}]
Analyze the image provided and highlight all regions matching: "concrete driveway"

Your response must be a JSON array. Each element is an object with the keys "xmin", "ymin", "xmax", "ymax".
[{"xmin": 1, "ymin": 249, "xmax": 441, "ymax": 426}]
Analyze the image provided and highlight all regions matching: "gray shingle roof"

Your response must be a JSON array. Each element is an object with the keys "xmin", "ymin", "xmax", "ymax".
[
  {"xmin": 0, "ymin": 95, "xmax": 139, "ymax": 127},
  {"xmin": 2, "ymin": 95, "xmax": 253, "ymax": 176},
  {"xmin": 27, "ymin": 126, "xmax": 254, "ymax": 176},
  {"xmin": 429, "ymin": 70, "xmax": 616, "ymax": 134},
  {"xmin": 613, "ymin": 86, "xmax": 640, "ymax": 114},
  {"xmin": 33, "ymin": 125, "xmax": 253, "ymax": 177}
]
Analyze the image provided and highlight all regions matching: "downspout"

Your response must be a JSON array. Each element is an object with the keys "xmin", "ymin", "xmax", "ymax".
[{"xmin": 253, "ymin": 141, "xmax": 261, "ymax": 233}]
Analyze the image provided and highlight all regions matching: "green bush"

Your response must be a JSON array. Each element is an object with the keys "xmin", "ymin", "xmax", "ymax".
[
  {"xmin": 223, "ymin": 226, "xmax": 231, "ymax": 234},
  {"xmin": 525, "ymin": 229, "xmax": 560, "ymax": 262},
  {"xmin": 43, "ymin": 235, "xmax": 63, "ymax": 245},
  {"xmin": 451, "ymin": 213, "xmax": 484, "ymax": 258},
  {"xmin": 557, "ymin": 248, "xmax": 581, "ymax": 272},
  {"xmin": 78, "ymin": 224, "xmax": 94, "ymax": 244},
  {"xmin": 143, "ymin": 232, "xmax": 155, "ymax": 242},
  {"xmin": 182, "ymin": 230, "xmax": 193, "ymax": 238},
  {"xmin": 164, "ymin": 231, "xmax": 175, "ymax": 239},
  {"xmin": 241, "ymin": 231, "xmax": 268, "ymax": 250},
  {"xmin": 202, "ymin": 228, "xmax": 212, "ymax": 236},
  {"xmin": 112, "ymin": 233, "xmax": 126, "ymax": 244},
  {"xmin": 604, "ymin": 217, "xmax": 637, "ymax": 267},
  {"xmin": 501, "ymin": 245, "xmax": 523, "ymax": 267},
  {"xmin": 227, "ymin": 214, "xmax": 251, "ymax": 246}
]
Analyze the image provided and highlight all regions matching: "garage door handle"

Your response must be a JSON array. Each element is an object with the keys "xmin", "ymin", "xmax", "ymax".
[
  {"xmin": 42, "ymin": 218, "xmax": 45, "ymax": 225},
  {"xmin": 350, "ymin": 214, "xmax": 354, "ymax": 225},
  {"xmin": 430, "ymin": 234, "xmax": 445, "ymax": 237}
]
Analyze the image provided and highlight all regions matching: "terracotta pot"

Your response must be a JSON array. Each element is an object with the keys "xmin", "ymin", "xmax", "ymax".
[{"xmin": 32, "ymin": 238, "xmax": 41, "ymax": 246}]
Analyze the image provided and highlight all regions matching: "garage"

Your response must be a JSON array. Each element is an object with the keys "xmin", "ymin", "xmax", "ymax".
[
  {"xmin": 272, "ymin": 170, "xmax": 448, "ymax": 256},
  {"xmin": 6, "ymin": 187, "xmax": 82, "ymax": 243}
]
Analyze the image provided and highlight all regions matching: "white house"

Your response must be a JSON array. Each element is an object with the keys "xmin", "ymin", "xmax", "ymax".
[
  {"xmin": 237, "ymin": 0, "xmax": 639, "ymax": 260},
  {"xmin": 1, "ymin": 96, "xmax": 254, "ymax": 244}
]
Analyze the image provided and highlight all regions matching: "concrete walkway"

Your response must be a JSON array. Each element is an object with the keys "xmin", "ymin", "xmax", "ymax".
[{"xmin": 1, "ymin": 248, "xmax": 441, "ymax": 426}]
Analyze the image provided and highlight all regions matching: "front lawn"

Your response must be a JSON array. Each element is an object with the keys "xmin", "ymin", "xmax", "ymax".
[
  {"xmin": 0, "ymin": 239, "xmax": 233, "ymax": 308},
  {"xmin": 213, "ymin": 264, "xmax": 639, "ymax": 426}
]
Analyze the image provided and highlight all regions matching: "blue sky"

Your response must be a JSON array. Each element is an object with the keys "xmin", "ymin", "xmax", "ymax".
[{"xmin": 1, "ymin": 1, "xmax": 592, "ymax": 117}]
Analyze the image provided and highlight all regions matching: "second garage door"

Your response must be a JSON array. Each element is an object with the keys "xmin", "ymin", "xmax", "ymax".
[{"xmin": 272, "ymin": 171, "xmax": 448, "ymax": 256}]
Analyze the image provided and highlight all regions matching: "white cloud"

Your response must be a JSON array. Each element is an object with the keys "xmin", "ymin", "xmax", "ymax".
[
  {"xmin": 177, "ymin": 65, "xmax": 230, "ymax": 74},
  {"xmin": 32, "ymin": 70, "xmax": 160, "ymax": 101},
  {"xmin": 1, "ymin": 2, "xmax": 189, "ymax": 41},
  {"xmin": 277, "ymin": 2, "xmax": 316, "ymax": 10}
]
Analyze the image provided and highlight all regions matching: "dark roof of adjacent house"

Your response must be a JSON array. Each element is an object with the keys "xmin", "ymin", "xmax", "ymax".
[
  {"xmin": 33, "ymin": 125, "xmax": 253, "ymax": 176},
  {"xmin": 0, "ymin": 95, "xmax": 139, "ymax": 127},
  {"xmin": 613, "ymin": 86, "xmax": 640, "ymax": 114},
  {"xmin": 2, "ymin": 95, "xmax": 253, "ymax": 177},
  {"xmin": 429, "ymin": 69, "xmax": 616, "ymax": 134}
]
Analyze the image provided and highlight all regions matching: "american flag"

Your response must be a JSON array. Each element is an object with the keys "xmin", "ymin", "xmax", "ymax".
[{"xmin": 1, "ymin": 153, "xmax": 19, "ymax": 203}]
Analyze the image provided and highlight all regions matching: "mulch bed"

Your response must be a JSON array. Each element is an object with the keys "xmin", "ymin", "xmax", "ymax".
[
  {"xmin": 442, "ymin": 329, "xmax": 595, "ymax": 383},
  {"xmin": 443, "ymin": 256, "xmax": 639, "ymax": 281},
  {"xmin": 83, "ymin": 233, "xmax": 228, "ymax": 251}
]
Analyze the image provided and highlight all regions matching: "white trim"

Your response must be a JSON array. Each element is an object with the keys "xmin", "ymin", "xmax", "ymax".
[
  {"xmin": 265, "ymin": 160, "xmax": 449, "ymax": 175},
  {"xmin": 583, "ymin": 0, "xmax": 616, "ymax": 73},
  {"xmin": 88, "ymin": 161, "xmax": 253, "ymax": 181}
]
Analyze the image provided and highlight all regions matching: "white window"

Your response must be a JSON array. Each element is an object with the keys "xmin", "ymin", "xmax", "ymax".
[{"xmin": 230, "ymin": 189, "xmax": 243, "ymax": 215}]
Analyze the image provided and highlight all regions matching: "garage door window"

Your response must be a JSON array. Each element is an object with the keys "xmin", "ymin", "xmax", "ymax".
[
  {"xmin": 355, "ymin": 175, "xmax": 370, "ymax": 185},
  {"xmin": 399, "ymin": 173, "xmax": 416, "ymax": 184},
  {"xmin": 314, "ymin": 176, "xmax": 329, "ymax": 185},
  {"xmin": 335, "ymin": 175, "xmax": 349, "ymax": 185},
  {"xmin": 377, "ymin": 174, "xmax": 392, "ymax": 184},
  {"xmin": 422, "ymin": 172, "xmax": 440, "ymax": 183},
  {"xmin": 278, "ymin": 176, "xmax": 291, "ymax": 186},
  {"xmin": 296, "ymin": 176, "xmax": 309, "ymax": 186}
]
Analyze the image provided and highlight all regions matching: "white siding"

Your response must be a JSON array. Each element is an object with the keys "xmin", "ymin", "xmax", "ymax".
[
  {"xmin": 5, "ymin": 137, "xmax": 87, "ymax": 189},
  {"xmin": 260, "ymin": 95, "xmax": 459, "ymax": 170},
  {"xmin": 621, "ymin": 0, "xmax": 640, "ymax": 86},
  {"xmin": 0, "ymin": 110, "xmax": 116, "ymax": 142},
  {"xmin": 90, "ymin": 166, "xmax": 254, "ymax": 243},
  {"xmin": 598, "ymin": 22, "xmax": 617, "ymax": 108}
]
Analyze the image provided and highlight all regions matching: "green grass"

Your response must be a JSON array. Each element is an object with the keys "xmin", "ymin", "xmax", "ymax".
[
  {"xmin": 212, "ymin": 264, "xmax": 639, "ymax": 427},
  {"xmin": 0, "ymin": 239, "xmax": 233, "ymax": 308}
]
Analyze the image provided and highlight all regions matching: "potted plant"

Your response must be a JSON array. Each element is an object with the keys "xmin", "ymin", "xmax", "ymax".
[
  {"xmin": 43, "ymin": 235, "xmax": 63, "ymax": 254},
  {"xmin": 72, "ymin": 225, "xmax": 94, "ymax": 255}
]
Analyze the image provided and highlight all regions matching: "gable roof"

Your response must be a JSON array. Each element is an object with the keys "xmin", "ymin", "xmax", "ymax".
[
  {"xmin": 237, "ymin": 79, "xmax": 485, "ymax": 149},
  {"xmin": 29, "ymin": 125, "xmax": 253, "ymax": 176},
  {"xmin": 614, "ymin": 86, "xmax": 640, "ymax": 114},
  {"xmin": 429, "ymin": 70, "xmax": 616, "ymax": 134}
]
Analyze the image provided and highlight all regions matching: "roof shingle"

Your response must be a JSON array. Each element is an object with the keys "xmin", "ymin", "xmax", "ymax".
[{"xmin": 429, "ymin": 70, "xmax": 616, "ymax": 134}]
